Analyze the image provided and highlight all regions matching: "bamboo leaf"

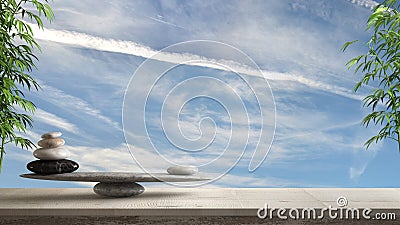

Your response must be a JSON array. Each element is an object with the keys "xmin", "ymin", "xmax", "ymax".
[
  {"xmin": 0, "ymin": 0, "xmax": 53, "ymax": 172},
  {"xmin": 343, "ymin": 0, "xmax": 400, "ymax": 151}
]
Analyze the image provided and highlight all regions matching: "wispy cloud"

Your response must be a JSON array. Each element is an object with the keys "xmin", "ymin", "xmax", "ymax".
[
  {"xmin": 37, "ymin": 82, "xmax": 121, "ymax": 131},
  {"xmin": 34, "ymin": 108, "xmax": 79, "ymax": 134},
  {"xmin": 350, "ymin": 165, "xmax": 367, "ymax": 180},
  {"xmin": 30, "ymin": 25, "xmax": 363, "ymax": 102},
  {"xmin": 146, "ymin": 15, "xmax": 186, "ymax": 29},
  {"xmin": 347, "ymin": 0, "xmax": 379, "ymax": 9}
]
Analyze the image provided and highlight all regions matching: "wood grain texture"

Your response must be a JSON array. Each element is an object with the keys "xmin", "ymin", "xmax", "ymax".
[{"xmin": 0, "ymin": 188, "xmax": 399, "ymax": 216}]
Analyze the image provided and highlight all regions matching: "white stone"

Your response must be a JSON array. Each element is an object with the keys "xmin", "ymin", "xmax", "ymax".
[
  {"xmin": 167, "ymin": 166, "xmax": 198, "ymax": 175},
  {"xmin": 38, "ymin": 138, "xmax": 65, "ymax": 148},
  {"xmin": 33, "ymin": 148, "xmax": 70, "ymax": 160},
  {"xmin": 41, "ymin": 132, "xmax": 62, "ymax": 139}
]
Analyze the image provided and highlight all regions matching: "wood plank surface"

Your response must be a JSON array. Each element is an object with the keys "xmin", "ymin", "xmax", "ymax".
[{"xmin": 0, "ymin": 188, "xmax": 399, "ymax": 216}]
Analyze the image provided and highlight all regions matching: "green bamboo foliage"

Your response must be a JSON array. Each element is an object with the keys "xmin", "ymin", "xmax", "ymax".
[
  {"xmin": 342, "ymin": 0, "xmax": 400, "ymax": 151},
  {"xmin": 0, "ymin": 0, "xmax": 54, "ymax": 171}
]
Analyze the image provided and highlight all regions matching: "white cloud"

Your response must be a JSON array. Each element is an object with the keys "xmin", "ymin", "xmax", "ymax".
[
  {"xmin": 34, "ymin": 108, "xmax": 79, "ymax": 134},
  {"xmin": 350, "ymin": 164, "xmax": 367, "ymax": 180},
  {"xmin": 37, "ymin": 82, "xmax": 121, "ymax": 131},
  {"xmin": 29, "ymin": 24, "xmax": 364, "ymax": 102},
  {"xmin": 146, "ymin": 15, "xmax": 186, "ymax": 29},
  {"xmin": 69, "ymin": 148, "xmax": 135, "ymax": 171},
  {"xmin": 347, "ymin": 0, "xmax": 379, "ymax": 9}
]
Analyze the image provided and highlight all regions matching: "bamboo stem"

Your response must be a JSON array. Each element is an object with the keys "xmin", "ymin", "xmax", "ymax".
[{"xmin": 0, "ymin": 138, "xmax": 5, "ymax": 172}]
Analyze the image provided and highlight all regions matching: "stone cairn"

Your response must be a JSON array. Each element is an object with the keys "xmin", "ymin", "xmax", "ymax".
[{"xmin": 27, "ymin": 132, "xmax": 79, "ymax": 174}]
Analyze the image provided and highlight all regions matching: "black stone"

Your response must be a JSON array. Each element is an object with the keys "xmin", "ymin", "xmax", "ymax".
[{"xmin": 27, "ymin": 159, "xmax": 79, "ymax": 174}]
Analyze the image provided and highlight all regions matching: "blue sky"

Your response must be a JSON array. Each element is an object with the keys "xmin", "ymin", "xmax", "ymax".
[{"xmin": 1, "ymin": 0, "xmax": 400, "ymax": 188}]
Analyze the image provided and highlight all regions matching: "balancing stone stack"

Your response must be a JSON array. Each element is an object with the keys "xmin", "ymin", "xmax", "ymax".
[{"xmin": 27, "ymin": 132, "xmax": 79, "ymax": 174}]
